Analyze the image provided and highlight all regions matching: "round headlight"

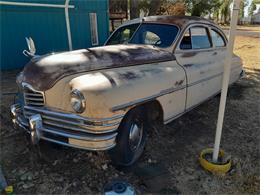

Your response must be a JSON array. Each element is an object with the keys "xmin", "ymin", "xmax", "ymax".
[{"xmin": 70, "ymin": 89, "xmax": 86, "ymax": 113}]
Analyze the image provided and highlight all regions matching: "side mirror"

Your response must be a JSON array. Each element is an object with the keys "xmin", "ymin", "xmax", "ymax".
[{"xmin": 23, "ymin": 37, "xmax": 36, "ymax": 57}]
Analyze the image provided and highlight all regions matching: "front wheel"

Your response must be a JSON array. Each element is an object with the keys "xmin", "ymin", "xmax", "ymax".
[{"xmin": 109, "ymin": 107, "xmax": 147, "ymax": 166}]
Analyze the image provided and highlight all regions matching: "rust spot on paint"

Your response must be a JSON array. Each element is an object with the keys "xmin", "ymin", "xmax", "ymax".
[
  {"xmin": 183, "ymin": 64, "xmax": 193, "ymax": 68},
  {"xmin": 181, "ymin": 52, "xmax": 198, "ymax": 58},
  {"xmin": 118, "ymin": 71, "xmax": 141, "ymax": 80},
  {"xmin": 140, "ymin": 68, "xmax": 163, "ymax": 75},
  {"xmin": 22, "ymin": 45, "xmax": 174, "ymax": 91},
  {"xmin": 175, "ymin": 79, "xmax": 184, "ymax": 86}
]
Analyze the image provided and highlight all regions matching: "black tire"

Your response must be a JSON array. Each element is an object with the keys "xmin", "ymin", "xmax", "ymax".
[{"xmin": 109, "ymin": 107, "xmax": 147, "ymax": 166}]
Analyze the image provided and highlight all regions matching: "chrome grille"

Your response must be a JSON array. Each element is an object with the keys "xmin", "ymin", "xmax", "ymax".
[
  {"xmin": 23, "ymin": 84, "xmax": 44, "ymax": 107},
  {"xmin": 23, "ymin": 106, "xmax": 122, "ymax": 134},
  {"xmin": 11, "ymin": 104, "xmax": 118, "ymax": 151}
]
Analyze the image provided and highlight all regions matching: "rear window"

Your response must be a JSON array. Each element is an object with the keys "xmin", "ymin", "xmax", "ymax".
[
  {"xmin": 180, "ymin": 26, "xmax": 212, "ymax": 50},
  {"xmin": 190, "ymin": 27, "xmax": 211, "ymax": 49},
  {"xmin": 210, "ymin": 29, "xmax": 226, "ymax": 47}
]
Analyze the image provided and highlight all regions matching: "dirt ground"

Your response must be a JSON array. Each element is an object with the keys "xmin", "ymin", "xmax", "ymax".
[
  {"xmin": 222, "ymin": 25, "xmax": 260, "ymax": 32},
  {"xmin": 1, "ymin": 35, "xmax": 260, "ymax": 194}
]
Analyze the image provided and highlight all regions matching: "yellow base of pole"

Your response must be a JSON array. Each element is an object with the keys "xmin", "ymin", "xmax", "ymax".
[
  {"xmin": 5, "ymin": 185, "xmax": 13, "ymax": 195},
  {"xmin": 199, "ymin": 148, "xmax": 231, "ymax": 174}
]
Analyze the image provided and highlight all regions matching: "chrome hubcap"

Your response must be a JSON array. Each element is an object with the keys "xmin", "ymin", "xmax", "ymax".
[{"xmin": 129, "ymin": 122, "xmax": 143, "ymax": 152}]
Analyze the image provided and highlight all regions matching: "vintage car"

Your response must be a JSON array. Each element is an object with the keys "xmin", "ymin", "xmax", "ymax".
[{"xmin": 11, "ymin": 16, "xmax": 243, "ymax": 166}]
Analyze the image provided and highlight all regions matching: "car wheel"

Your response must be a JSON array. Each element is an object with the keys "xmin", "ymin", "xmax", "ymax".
[{"xmin": 109, "ymin": 107, "xmax": 147, "ymax": 166}]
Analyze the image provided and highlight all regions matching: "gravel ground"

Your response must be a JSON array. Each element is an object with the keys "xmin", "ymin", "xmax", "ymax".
[{"xmin": 0, "ymin": 35, "xmax": 259, "ymax": 194}]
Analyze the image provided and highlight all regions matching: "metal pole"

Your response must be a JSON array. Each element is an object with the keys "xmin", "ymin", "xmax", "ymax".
[
  {"xmin": 65, "ymin": 0, "xmax": 73, "ymax": 51},
  {"xmin": 212, "ymin": 0, "xmax": 241, "ymax": 162}
]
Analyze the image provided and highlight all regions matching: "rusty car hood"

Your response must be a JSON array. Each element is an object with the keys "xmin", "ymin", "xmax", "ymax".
[{"xmin": 21, "ymin": 44, "xmax": 175, "ymax": 91}]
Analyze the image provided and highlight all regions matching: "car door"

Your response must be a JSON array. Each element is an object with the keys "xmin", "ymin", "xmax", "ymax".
[{"xmin": 175, "ymin": 25, "xmax": 226, "ymax": 110}]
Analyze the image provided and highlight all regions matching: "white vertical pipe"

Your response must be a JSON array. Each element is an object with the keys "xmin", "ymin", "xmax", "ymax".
[
  {"xmin": 65, "ymin": 0, "xmax": 73, "ymax": 51},
  {"xmin": 212, "ymin": 0, "xmax": 241, "ymax": 162}
]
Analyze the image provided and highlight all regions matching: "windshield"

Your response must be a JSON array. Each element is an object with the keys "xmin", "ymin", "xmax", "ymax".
[
  {"xmin": 106, "ymin": 23, "xmax": 179, "ymax": 48},
  {"xmin": 106, "ymin": 23, "xmax": 140, "ymax": 45}
]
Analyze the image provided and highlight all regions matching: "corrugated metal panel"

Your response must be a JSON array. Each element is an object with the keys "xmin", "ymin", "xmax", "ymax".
[
  {"xmin": 70, "ymin": 0, "xmax": 109, "ymax": 49},
  {"xmin": 0, "ymin": 0, "xmax": 109, "ymax": 70}
]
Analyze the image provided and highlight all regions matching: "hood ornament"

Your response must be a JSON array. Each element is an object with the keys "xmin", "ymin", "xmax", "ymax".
[{"xmin": 23, "ymin": 37, "xmax": 37, "ymax": 58}]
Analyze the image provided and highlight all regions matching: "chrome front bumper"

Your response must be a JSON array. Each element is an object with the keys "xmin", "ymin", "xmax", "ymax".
[{"xmin": 10, "ymin": 104, "xmax": 123, "ymax": 151}]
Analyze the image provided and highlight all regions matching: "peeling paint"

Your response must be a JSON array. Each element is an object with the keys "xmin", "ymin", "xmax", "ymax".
[
  {"xmin": 183, "ymin": 64, "xmax": 194, "ymax": 68},
  {"xmin": 117, "ymin": 71, "xmax": 141, "ymax": 80},
  {"xmin": 175, "ymin": 79, "xmax": 184, "ymax": 86},
  {"xmin": 181, "ymin": 52, "xmax": 198, "ymax": 58},
  {"xmin": 22, "ymin": 44, "xmax": 174, "ymax": 91}
]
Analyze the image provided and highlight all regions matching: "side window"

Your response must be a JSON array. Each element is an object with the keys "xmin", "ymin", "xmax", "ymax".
[
  {"xmin": 144, "ymin": 31, "xmax": 161, "ymax": 45},
  {"xmin": 180, "ymin": 30, "xmax": 192, "ymax": 50},
  {"xmin": 190, "ymin": 27, "xmax": 211, "ymax": 49},
  {"xmin": 210, "ymin": 29, "xmax": 226, "ymax": 47},
  {"xmin": 106, "ymin": 24, "xmax": 139, "ymax": 45},
  {"xmin": 180, "ymin": 27, "xmax": 211, "ymax": 50}
]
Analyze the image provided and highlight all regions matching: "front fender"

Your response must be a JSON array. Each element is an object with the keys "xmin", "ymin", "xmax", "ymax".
[{"xmin": 44, "ymin": 61, "xmax": 186, "ymax": 120}]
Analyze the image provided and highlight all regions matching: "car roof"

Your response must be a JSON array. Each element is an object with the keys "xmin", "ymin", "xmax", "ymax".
[{"xmin": 123, "ymin": 15, "xmax": 217, "ymax": 29}]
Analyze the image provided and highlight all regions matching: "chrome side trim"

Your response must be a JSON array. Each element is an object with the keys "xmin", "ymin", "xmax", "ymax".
[
  {"xmin": 187, "ymin": 72, "xmax": 223, "ymax": 87},
  {"xmin": 164, "ymin": 75, "xmax": 241, "ymax": 124},
  {"xmin": 111, "ymin": 65, "xmax": 242, "ymax": 112},
  {"xmin": 187, "ymin": 65, "xmax": 241, "ymax": 88},
  {"xmin": 111, "ymin": 84, "xmax": 186, "ymax": 112}
]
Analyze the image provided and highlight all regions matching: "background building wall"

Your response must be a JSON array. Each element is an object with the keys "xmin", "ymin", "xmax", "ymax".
[
  {"xmin": 0, "ymin": 0, "xmax": 109, "ymax": 70},
  {"xmin": 251, "ymin": 13, "xmax": 260, "ymax": 24}
]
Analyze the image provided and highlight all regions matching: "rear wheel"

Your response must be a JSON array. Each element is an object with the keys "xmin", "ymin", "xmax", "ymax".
[{"xmin": 109, "ymin": 107, "xmax": 147, "ymax": 166}]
